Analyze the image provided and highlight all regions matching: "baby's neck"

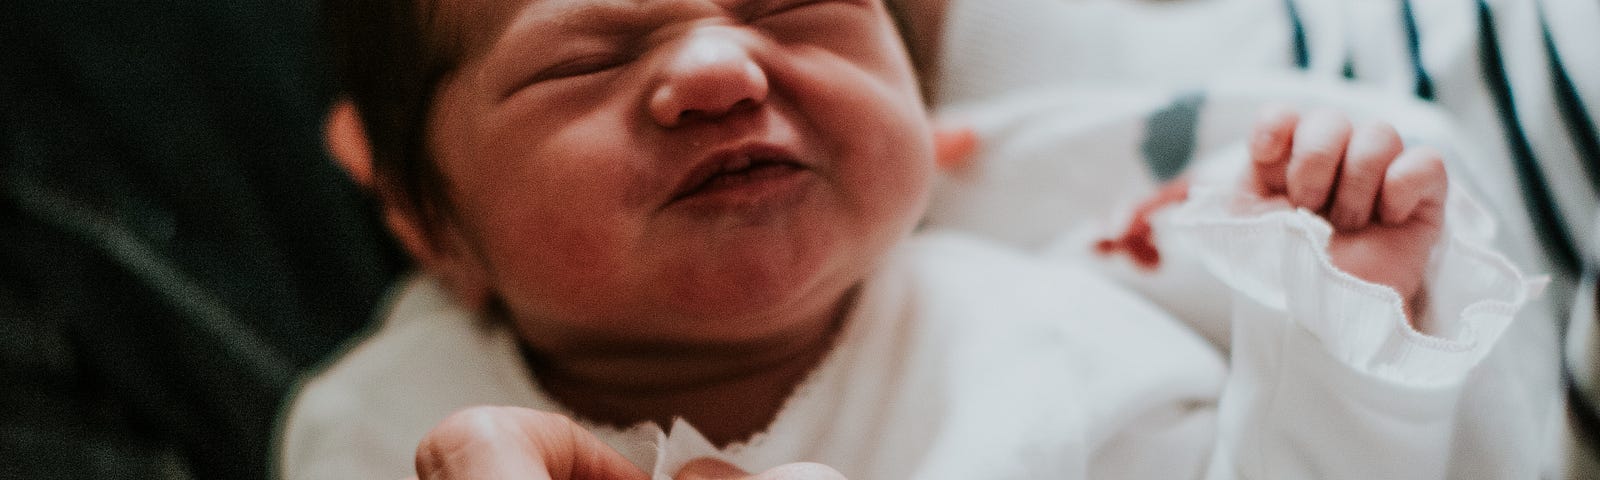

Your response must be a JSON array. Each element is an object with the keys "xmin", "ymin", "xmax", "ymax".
[{"xmin": 521, "ymin": 293, "xmax": 854, "ymax": 448}]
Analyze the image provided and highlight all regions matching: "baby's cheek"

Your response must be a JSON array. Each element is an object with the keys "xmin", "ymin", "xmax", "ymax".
[
  {"xmin": 858, "ymin": 114, "xmax": 936, "ymax": 214},
  {"xmin": 489, "ymin": 217, "xmax": 630, "ymax": 298},
  {"xmin": 851, "ymin": 156, "xmax": 933, "ymax": 239}
]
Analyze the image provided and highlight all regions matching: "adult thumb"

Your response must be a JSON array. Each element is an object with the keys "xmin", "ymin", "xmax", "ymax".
[
  {"xmin": 414, "ymin": 406, "xmax": 648, "ymax": 480},
  {"xmin": 674, "ymin": 458, "xmax": 847, "ymax": 480}
]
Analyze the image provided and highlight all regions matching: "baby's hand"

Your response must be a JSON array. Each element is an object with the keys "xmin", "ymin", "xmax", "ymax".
[{"xmin": 1248, "ymin": 107, "xmax": 1447, "ymax": 323}]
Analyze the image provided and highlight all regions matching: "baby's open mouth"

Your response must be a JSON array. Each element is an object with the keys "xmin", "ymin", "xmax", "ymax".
[{"xmin": 670, "ymin": 145, "xmax": 809, "ymax": 206}]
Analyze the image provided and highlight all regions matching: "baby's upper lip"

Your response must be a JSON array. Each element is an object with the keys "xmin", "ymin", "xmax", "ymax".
[{"xmin": 668, "ymin": 143, "xmax": 809, "ymax": 203}]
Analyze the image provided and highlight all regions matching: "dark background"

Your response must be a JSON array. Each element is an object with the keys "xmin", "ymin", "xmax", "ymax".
[{"xmin": 1, "ymin": 1, "xmax": 406, "ymax": 478}]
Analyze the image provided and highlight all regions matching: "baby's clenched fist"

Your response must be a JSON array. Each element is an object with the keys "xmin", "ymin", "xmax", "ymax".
[{"xmin": 1248, "ymin": 106, "xmax": 1448, "ymax": 323}]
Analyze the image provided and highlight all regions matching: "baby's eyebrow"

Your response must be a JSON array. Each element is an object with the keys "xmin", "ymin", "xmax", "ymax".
[
  {"xmin": 521, "ymin": 0, "xmax": 633, "ymax": 28},
  {"xmin": 504, "ymin": 0, "xmax": 747, "ymax": 41},
  {"xmin": 508, "ymin": 0, "xmax": 658, "ymax": 34}
]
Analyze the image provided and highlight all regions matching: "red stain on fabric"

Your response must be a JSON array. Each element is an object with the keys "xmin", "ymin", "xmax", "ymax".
[{"xmin": 1095, "ymin": 178, "xmax": 1191, "ymax": 270}]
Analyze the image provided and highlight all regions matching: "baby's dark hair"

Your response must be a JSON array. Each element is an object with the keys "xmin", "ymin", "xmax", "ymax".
[
  {"xmin": 323, "ymin": 0, "xmax": 920, "ymax": 229},
  {"xmin": 323, "ymin": 0, "xmax": 459, "ymax": 227}
]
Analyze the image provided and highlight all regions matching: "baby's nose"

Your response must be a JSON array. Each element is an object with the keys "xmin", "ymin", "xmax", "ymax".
[{"xmin": 649, "ymin": 28, "xmax": 769, "ymax": 128}]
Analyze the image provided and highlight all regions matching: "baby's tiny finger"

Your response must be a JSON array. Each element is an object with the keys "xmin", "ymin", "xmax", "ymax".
[
  {"xmin": 1329, "ymin": 123, "xmax": 1403, "ymax": 230},
  {"xmin": 1286, "ymin": 110, "xmax": 1352, "ymax": 212},
  {"xmin": 1378, "ymin": 147, "xmax": 1448, "ymax": 225},
  {"xmin": 1249, "ymin": 105, "xmax": 1299, "ymax": 195}
]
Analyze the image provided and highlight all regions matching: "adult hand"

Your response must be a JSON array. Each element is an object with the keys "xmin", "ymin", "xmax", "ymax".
[
  {"xmin": 673, "ymin": 458, "xmax": 847, "ymax": 480},
  {"xmin": 405, "ymin": 407, "xmax": 850, "ymax": 480},
  {"xmin": 408, "ymin": 406, "xmax": 647, "ymax": 480}
]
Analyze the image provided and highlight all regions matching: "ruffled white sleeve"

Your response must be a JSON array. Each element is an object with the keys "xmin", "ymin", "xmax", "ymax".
[{"xmin": 1160, "ymin": 184, "xmax": 1541, "ymax": 479}]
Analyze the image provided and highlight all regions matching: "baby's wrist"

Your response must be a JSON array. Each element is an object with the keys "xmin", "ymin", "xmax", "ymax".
[{"xmin": 1403, "ymin": 287, "xmax": 1430, "ymax": 333}]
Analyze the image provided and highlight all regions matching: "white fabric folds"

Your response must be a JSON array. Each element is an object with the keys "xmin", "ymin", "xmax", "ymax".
[
  {"xmin": 651, "ymin": 420, "xmax": 724, "ymax": 480},
  {"xmin": 1166, "ymin": 186, "xmax": 1541, "ymax": 386}
]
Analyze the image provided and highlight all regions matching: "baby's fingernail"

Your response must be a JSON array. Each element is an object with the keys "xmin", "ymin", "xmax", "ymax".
[{"xmin": 1252, "ymin": 129, "xmax": 1276, "ymax": 147}]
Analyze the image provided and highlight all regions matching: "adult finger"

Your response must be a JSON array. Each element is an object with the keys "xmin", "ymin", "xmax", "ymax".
[
  {"xmin": 1248, "ymin": 105, "xmax": 1299, "ymax": 195},
  {"xmin": 747, "ymin": 463, "xmax": 848, "ymax": 480},
  {"xmin": 415, "ymin": 406, "xmax": 649, "ymax": 480},
  {"xmin": 1377, "ymin": 147, "xmax": 1449, "ymax": 226},
  {"xmin": 1285, "ymin": 109, "xmax": 1353, "ymax": 212},
  {"xmin": 675, "ymin": 459, "xmax": 848, "ymax": 480},
  {"xmin": 675, "ymin": 458, "xmax": 750, "ymax": 480},
  {"xmin": 1328, "ymin": 122, "xmax": 1403, "ymax": 230}
]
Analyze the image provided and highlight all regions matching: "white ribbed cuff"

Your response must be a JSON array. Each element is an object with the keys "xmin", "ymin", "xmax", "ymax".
[{"xmin": 1165, "ymin": 186, "xmax": 1539, "ymax": 385}]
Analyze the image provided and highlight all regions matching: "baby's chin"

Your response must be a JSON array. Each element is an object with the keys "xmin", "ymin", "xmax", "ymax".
[
  {"xmin": 539, "ymin": 193, "xmax": 922, "ymax": 346},
  {"xmin": 656, "ymin": 215, "xmax": 919, "ymax": 328}
]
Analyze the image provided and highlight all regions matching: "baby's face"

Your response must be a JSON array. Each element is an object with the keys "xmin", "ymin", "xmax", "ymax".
[{"xmin": 424, "ymin": 0, "xmax": 934, "ymax": 347}]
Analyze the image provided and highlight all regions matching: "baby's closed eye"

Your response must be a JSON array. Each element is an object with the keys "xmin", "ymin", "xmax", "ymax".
[{"xmin": 531, "ymin": 52, "xmax": 635, "ymax": 84}]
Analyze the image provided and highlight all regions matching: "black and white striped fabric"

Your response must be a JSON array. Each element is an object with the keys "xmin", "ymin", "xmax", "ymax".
[
  {"xmin": 1283, "ymin": 0, "xmax": 1598, "ymax": 278},
  {"xmin": 938, "ymin": 0, "xmax": 1600, "ymax": 286}
]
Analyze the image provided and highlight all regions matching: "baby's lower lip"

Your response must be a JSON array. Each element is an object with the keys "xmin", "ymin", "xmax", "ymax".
[{"xmin": 669, "ymin": 163, "xmax": 812, "ymax": 211}]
